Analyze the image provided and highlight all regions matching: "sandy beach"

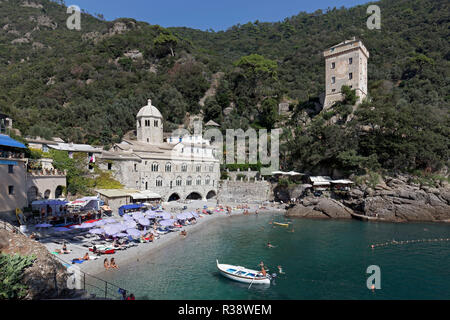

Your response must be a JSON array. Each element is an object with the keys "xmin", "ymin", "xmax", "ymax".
[{"xmin": 39, "ymin": 200, "xmax": 286, "ymax": 277}]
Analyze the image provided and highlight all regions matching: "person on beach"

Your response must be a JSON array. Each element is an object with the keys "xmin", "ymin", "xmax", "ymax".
[
  {"xmin": 104, "ymin": 258, "xmax": 110, "ymax": 270},
  {"xmin": 110, "ymin": 258, "xmax": 119, "ymax": 269},
  {"xmin": 180, "ymin": 230, "xmax": 187, "ymax": 237},
  {"xmin": 83, "ymin": 253, "xmax": 90, "ymax": 261}
]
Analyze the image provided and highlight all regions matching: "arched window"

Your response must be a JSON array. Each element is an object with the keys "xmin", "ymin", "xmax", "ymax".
[
  {"xmin": 181, "ymin": 163, "xmax": 187, "ymax": 172},
  {"xmin": 209, "ymin": 164, "xmax": 214, "ymax": 172},
  {"xmin": 152, "ymin": 163, "xmax": 159, "ymax": 172},
  {"xmin": 165, "ymin": 162, "xmax": 172, "ymax": 172},
  {"xmin": 196, "ymin": 176, "xmax": 202, "ymax": 186},
  {"xmin": 196, "ymin": 164, "xmax": 201, "ymax": 172},
  {"xmin": 176, "ymin": 176, "xmax": 182, "ymax": 186},
  {"xmin": 156, "ymin": 177, "xmax": 163, "ymax": 187},
  {"xmin": 205, "ymin": 176, "xmax": 210, "ymax": 185},
  {"xmin": 186, "ymin": 176, "xmax": 192, "ymax": 186}
]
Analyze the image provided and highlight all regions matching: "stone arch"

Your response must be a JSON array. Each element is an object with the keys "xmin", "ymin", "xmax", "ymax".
[
  {"xmin": 168, "ymin": 193, "xmax": 181, "ymax": 202},
  {"xmin": 186, "ymin": 192, "xmax": 202, "ymax": 200},
  {"xmin": 206, "ymin": 190, "xmax": 217, "ymax": 200},
  {"xmin": 27, "ymin": 186, "xmax": 39, "ymax": 204},
  {"xmin": 55, "ymin": 185, "xmax": 64, "ymax": 198}
]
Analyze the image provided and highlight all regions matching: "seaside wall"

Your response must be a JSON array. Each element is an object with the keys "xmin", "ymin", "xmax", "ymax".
[{"xmin": 218, "ymin": 180, "xmax": 273, "ymax": 203}]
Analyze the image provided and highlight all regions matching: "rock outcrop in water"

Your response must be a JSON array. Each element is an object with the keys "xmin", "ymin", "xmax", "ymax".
[
  {"xmin": 286, "ymin": 197, "xmax": 353, "ymax": 219},
  {"xmin": 286, "ymin": 175, "xmax": 450, "ymax": 223}
]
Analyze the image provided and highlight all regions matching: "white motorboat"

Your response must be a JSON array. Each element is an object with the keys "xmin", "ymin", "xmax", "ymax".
[{"xmin": 216, "ymin": 260, "xmax": 271, "ymax": 285}]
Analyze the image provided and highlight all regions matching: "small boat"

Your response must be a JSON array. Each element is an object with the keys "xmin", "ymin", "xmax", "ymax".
[
  {"xmin": 216, "ymin": 260, "xmax": 271, "ymax": 285},
  {"xmin": 273, "ymin": 222, "xmax": 289, "ymax": 227}
]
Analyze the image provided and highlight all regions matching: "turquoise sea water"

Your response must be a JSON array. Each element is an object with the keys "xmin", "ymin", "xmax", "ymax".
[{"xmin": 97, "ymin": 213, "xmax": 450, "ymax": 300}]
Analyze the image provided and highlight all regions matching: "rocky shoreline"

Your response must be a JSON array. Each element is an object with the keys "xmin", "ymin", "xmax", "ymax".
[{"xmin": 285, "ymin": 175, "xmax": 450, "ymax": 223}]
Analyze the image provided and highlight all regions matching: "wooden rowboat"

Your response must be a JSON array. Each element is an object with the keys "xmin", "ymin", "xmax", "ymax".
[{"xmin": 216, "ymin": 260, "xmax": 271, "ymax": 285}]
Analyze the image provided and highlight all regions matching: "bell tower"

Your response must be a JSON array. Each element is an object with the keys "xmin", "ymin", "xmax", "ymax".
[{"xmin": 136, "ymin": 99, "xmax": 163, "ymax": 144}]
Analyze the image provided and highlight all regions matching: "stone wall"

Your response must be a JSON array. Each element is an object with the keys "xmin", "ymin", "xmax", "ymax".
[{"xmin": 218, "ymin": 180, "xmax": 273, "ymax": 203}]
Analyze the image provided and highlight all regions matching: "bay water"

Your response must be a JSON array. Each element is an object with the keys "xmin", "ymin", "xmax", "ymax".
[{"xmin": 97, "ymin": 212, "xmax": 450, "ymax": 299}]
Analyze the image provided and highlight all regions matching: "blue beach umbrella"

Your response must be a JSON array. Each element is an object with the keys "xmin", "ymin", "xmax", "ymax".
[
  {"xmin": 35, "ymin": 223, "xmax": 53, "ymax": 228},
  {"xmin": 53, "ymin": 227, "xmax": 70, "ymax": 232}
]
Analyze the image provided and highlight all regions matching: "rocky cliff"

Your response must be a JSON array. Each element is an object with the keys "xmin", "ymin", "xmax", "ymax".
[
  {"xmin": 286, "ymin": 175, "xmax": 450, "ymax": 223},
  {"xmin": 0, "ymin": 228, "xmax": 82, "ymax": 299}
]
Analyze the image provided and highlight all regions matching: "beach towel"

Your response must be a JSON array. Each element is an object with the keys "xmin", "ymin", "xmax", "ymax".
[{"xmin": 72, "ymin": 259, "xmax": 84, "ymax": 264}]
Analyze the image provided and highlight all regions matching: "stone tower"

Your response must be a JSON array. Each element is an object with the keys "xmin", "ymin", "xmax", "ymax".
[
  {"xmin": 136, "ymin": 99, "xmax": 163, "ymax": 144},
  {"xmin": 323, "ymin": 38, "xmax": 369, "ymax": 109}
]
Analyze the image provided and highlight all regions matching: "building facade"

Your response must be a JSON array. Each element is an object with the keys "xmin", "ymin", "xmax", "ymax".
[
  {"xmin": 0, "ymin": 134, "xmax": 66, "ymax": 218},
  {"xmin": 323, "ymin": 38, "xmax": 369, "ymax": 109},
  {"xmin": 98, "ymin": 99, "xmax": 220, "ymax": 202}
]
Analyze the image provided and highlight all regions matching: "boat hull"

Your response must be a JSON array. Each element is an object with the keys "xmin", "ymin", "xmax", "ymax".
[{"xmin": 216, "ymin": 260, "xmax": 270, "ymax": 285}]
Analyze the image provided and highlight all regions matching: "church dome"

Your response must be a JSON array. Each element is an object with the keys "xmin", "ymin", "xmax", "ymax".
[{"xmin": 137, "ymin": 99, "xmax": 163, "ymax": 119}]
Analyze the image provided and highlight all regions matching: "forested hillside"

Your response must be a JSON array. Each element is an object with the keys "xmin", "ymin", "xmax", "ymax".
[{"xmin": 0, "ymin": 0, "xmax": 448, "ymax": 175}]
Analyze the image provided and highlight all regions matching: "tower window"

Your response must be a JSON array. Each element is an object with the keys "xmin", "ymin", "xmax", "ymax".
[
  {"xmin": 8, "ymin": 165, "xmax": 14, "ymax": 173},
  {"xmin": 331, "ymin": 77, "xmax": 336, "ymax": 84},
  {"xmin": 108, "ymin": 163, "xmax": 112, "ymax": 170},
  {"xmin": 331, "ymin": 62, "xmax": 335, "ymax": 69},
  {"xmin": 349, "ymin": 73, "xmax": 353, "ymax": 80},
  {"xmin": 8, "ymin": 186, "xmax": 14, "ymax": 195},
  {"xmin": 154, "ymin": 120, "xmax": 158, "ymax": 127},
  {"xmin": 349, "ymin": 58, "xmax": 353, "ymax": 64}
]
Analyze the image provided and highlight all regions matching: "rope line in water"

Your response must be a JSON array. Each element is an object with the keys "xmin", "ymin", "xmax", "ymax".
[{"xmin": 370, "ymin": 238, "xmax": 450, "ymax": 249}]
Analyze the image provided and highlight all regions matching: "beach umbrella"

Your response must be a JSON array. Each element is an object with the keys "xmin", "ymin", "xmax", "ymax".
[
  {"xmin": 176, "ymin": 213, "xmax": 186, "ymax": 220},
  {"xmin": 126, "ymin": 228, "xmax": 141, "ymax": 238},
  {"xmin": 146, "ymin": 212, "xmax": 157, "ymax": 219},
  {"xmin": 123, "ymin": 215, "xmax": 133, "ymax": 221},
  {"xmin": 89, "ymin": 228, "xmax": 104, "ymax": 235},
  {"xmin": 109, "ymin": 222, "xmax": 127, "ymax": 232},
  {"xmin": 138, "ymin": 218, "xmax": 150, "ymax": 226},
  {"xmin": 104, "ymin": 218, "xmax": 117, "ymax": 224},
  {"xmin": 124, "ymin": 220, "xmax": 137, "ymax": 229},
  {"xmin": 35, "ymin": 223, "xmax": 53, "ymax": 228},
  {"xmin": 191, "ymin": 212, "xmax": 199, "ymax": 218},
  {"xmin": 104, "ymin": 225, "xmax": 121, "ymax": 235},
  {"xmin": 157, "ymin": 212, "xmax": 172, "ymax": 219},
  {"xmin": 159, "ymin": 219, "xmax": 176, "ymax": 227},
  {"xmin": 93, "ymin": 220, "xmax": 107, "ymax": 227},
  {"xmin": 132, "ymin": 212, "xmax": 144, "ymax": 219},
  {"xmin": 113, "ymin": 232, "xmax": 128, "ymax": 238}
]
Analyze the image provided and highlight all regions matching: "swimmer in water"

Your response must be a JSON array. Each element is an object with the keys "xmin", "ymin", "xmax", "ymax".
[
  {"xmin": 267, "ymin": 241, "xmax": 275, "ymax": 248},
  {"xmin": 277, "ymin": 266, "xmax": 285, "ymax": 274}
]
